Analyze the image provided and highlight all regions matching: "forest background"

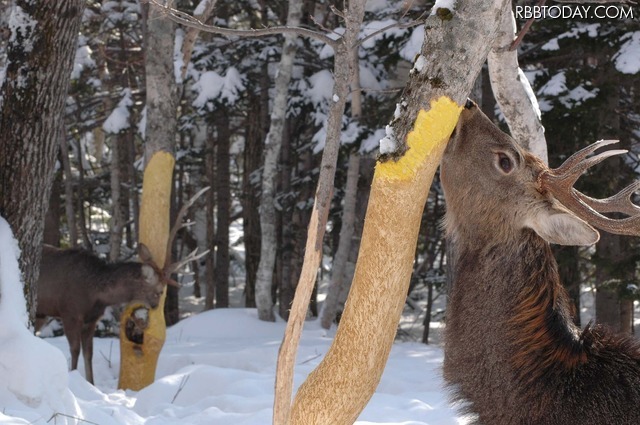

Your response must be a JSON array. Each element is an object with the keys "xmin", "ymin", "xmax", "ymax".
[{"xmin": 1, "ymin": 0, "xmax": 639, "ymax": 357}]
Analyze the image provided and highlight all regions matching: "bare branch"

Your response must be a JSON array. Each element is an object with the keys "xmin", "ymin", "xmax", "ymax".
[
  {"xmin": 144, "ymin": 0, "xmax": 337, "ymax": 47},
  {"xmin": 354, "ymin": 14, "xmax": 426, "ymax": 49},
  {"xmin": 510, "ymin": 0, "xmax": 546, "ymax": 51}
]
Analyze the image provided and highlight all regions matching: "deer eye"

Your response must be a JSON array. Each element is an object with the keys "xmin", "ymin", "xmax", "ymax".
[{"xmin": 496, "ymin": 152, "xmax": 513, "ymax": 174}]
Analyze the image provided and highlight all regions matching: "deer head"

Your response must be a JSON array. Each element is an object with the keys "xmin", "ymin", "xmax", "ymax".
[
  {"xmin": 138, "ymin": 186, "xmax": 211, "ymax": 290},
  {"xmin": 440, "ymin": 100, "xmax": 640, "ymax": 248}
]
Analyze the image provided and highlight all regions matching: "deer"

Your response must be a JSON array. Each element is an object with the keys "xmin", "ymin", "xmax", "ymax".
[
  {"xmin": 439, "ymin": 100, "xmax": 640, "ymax": 425},
  {"xmin": 35, "ymin": 187, "xmax": 209, "ymax": 385}
]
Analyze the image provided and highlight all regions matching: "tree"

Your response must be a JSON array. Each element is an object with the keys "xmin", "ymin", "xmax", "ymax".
[
  {"xmin": 254, "ymin": 0, "xmax": 303, "ymax": 321},
  {"xmin": 0, "ymin": 0, "xmax": 85, "ymax": 320},
  {"xmin": 118, "ymin": 2, "xmax": 178, "ymax": 390},
  {"xmin": 287, "ymin": 0, "xmax": 509, "ymax": 422}
]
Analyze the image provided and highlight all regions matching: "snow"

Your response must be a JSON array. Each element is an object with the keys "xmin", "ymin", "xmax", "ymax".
[
  {"xmin": 70, "ymin": 36, "xmax": 96, "ymax": 80},
  {"xmin": 413, "ymin": 55, "xmax": 428, "ymax": 73},
  {"xmin": 614, "ymin": 31, "xmax": 640, "ymax": 74},
  {"xmin": 379, "ymin": 125, "xmax": 398, "ymax": 154},
  {"xmin": 8, "ymin": 5, "xmax": 36, "ymax": 53},
  {"xmin": 0, "ymin": 217, "xmax": 81, "ymax": 424},
  {"xmin": 518, "ymin": 68, "xmax": 541, "ymax": 120},
  {"xmin": 360, "ymin": 20, "xmax": 407, "ymax": 50},
  {"xmin": 539, "ymin": 71, "xmax": 567, "ymax": 97},
  {"xmin": 192, "ymin": 67, "xmax": 245, "ymax": 110},
  {"xmin": 399, "ymin": 26, "xmax": 425, "ymax": 62},
  {"xmin": 307, "ymin": 70, "xmax": 334, "ymax": 105},
  {"xmin": 541, "ymin": 38, "xmax": 559, "ymax": 51},
  {"xmin": 0, "ymin": 210, "xmax": 465, "ymax": 424},
  {"xmin": 103, "ymin": 88, "xmax": 133, "ymax": 134},
  {"xmin": 430, "ymin": 0, "xmax": 457, "ymax": 15}
]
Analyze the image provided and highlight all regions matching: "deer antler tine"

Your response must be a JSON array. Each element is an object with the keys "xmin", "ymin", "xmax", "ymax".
[
  {"xmin": 575, "ymin": 180, "xmax": 640, "ymax": 216},
  {"xmin": 542, "ymin": 140, "xmax": 640, "ymax": 237},
  {"xmin": 554, "ymin": 140, "xmax": 620, "ymax": 174},
  {"xmin": 165, "ymin": 248, "xmax": 210, "ymax": 276},
  {"xmin": 164, "ymin": 186, "xmax": 211, "ymax": 273}
]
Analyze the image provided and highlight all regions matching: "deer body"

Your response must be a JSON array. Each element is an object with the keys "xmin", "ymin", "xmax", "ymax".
[
  {"xmin": 440, "ymin": 102, "xmax": 640, "ymax": 424},
  {"xmin": 36, "ymin": 245, "xmax": 164, "ymax": 384}
]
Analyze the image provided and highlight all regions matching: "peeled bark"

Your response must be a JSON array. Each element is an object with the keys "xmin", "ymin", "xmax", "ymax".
[
  {"xmin": 255, "ymin": 0, "xmax": 302, "ymax": 322},
  {"xmin": 118, "ymin": 4, "xmax": 177, "ymax": 390},
  {"xmin": 0, "ymin": 0, "xmax": 85, "ymax": 320},
  {"xmin": 488, "ymin": 2, "xmax": 547, "ymax": 164},
  {"xmin": 289, "ymin": 1, "xmax": 508, "ymax": 422}
]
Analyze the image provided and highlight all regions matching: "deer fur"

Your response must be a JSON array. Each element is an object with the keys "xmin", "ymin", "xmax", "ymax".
[
  {"xmin": 35, "ymin": 244, "xmax": 164, "ymax": 384},
  {"xmin": 440, "ymin": 102, "xmax": 640, "ymax": 424}
]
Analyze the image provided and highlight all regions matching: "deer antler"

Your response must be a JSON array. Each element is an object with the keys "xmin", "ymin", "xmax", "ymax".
[
  {"xmin": 539, "ymin": 140, "xmax": 640, "ymax": 237},
  {"xmin": 143, "ymin": 186, "xmax": 211, "ymax": 287}
]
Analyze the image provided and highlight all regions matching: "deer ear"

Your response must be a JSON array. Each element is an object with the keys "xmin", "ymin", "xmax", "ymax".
[
  {"xmin": 138, "ymin": 243, "xmax": 153, "ymax": 263},
  {"xmin": 141, "ymin": 264, "xmax": 160, "ymax": 285},
  {"xmin": 525, "ymin": 205, "xmax": 600, "ymax": 246}
]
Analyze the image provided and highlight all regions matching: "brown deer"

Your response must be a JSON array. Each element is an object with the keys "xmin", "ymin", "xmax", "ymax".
[
  {"xmin": 36, "ymin": 188, "xmax": 209, "ymax": 385},
  {"xmin": 440, "ymin": 101, "xmax": 640, "ymax": 425}
]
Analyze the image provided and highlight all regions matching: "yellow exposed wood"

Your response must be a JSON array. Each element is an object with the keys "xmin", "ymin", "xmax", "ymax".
[
  {"xmin": 118, "ymin": 151, "xmax": 175, "ymax": 391},
  {"xmin": 377, "ymin": 97, "xmax": 461, "ymax": 182},
  {"xmin": 289, "ymin": 97, "xmax": 461, "ymax": 424}
]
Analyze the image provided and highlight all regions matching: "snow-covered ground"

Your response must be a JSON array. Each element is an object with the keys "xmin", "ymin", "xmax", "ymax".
[{"xmin": 5, "ymin": 308, "xmax": 465, "ymax": 425}]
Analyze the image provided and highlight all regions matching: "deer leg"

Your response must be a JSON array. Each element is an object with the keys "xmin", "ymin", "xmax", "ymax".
[
  {"xmin": 62, "ymin": 317, "xmax": 82, "ymax": 373},
  {"xmin": 81, "ymin": 321, "xmax": 97, "ymax": 385}
]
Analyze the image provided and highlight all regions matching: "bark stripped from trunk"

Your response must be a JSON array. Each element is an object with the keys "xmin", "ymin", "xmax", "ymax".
[
  {"xmin": 118, "ymin": 151, "xmax": 174, "ymax": 390},
  {"xmin": 288, "ymin": 1, "xmax": 507, "ymax": 423},
  {"xmin": 488, "ymin": 1, "xmax": 547, "ymax": 164},
  {"xmin": 273, "ymin": 0, "xmax": 367, "ymax": 422},
  {"xmin": 118, "ymin": 3, "xmax": 177, "ymax": 390},
  {"xmin": 255, "ymin": 0, "xmax": 303, "ymax": 322},
  {"xmin": 0, "ymin": 0, "xmax": 84, "ymax": 320}
]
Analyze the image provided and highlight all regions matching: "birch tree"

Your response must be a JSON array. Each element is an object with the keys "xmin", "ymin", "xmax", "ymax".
[
  {"xmin": 0, "ymin": 1, "xmax": 85, "ymax": 319},
  {"xmin": 488, "ymin": 1, "xmax": 547, "ymax": 163},
  {"xmin": 288, "ymin": 1, "xmax": 509, "ymax": 422},
  {"xmin": 254, "ymin": 0, "xmax": 303, "ymax": 322}
]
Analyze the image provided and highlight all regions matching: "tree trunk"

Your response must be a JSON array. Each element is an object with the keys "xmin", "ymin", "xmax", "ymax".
[
  {"xmin": 241, "ymin": 90, "xmax": 266, "ymax": 307},
  {"xmin": 255, "ymin": 0, "xmax": 302, "ymax": 321},
  {"xmin": 118, "ymin": 3, "xmax": 177, "ymax": 390},
  {"xmin": 215, "ymin": 110, "xmax": 231, "ymax": 308},
  {"xmin": 59, "ymin": 136, "xmax": 78, "ymax": 247},
  {"xmin": 43, "ymin": 169, "xmax": 62, "ymax": 247},
  {"xmin": 0, "ymin": 0, "xmax": 85, "ymax": 321},
  {"xmin": 110, "ymin": 135, "xmax": 124, "ymax": 261},
  {"xmin": 288, "ymin": 1, "xmax": 507, "ymax": 423},
  {"xmin": 204, "ymin": 126, "xmax": 216, "ymax": 310},
  {"xmin": 320, "ymin": 152, "xmax": 360, "ymax": 329},
  {"xmin": 320, "ymin": 46, "xmax": 363, "ymax": 329},
  {"xmin": 488, "ymin": 0, "xmax": 547, "ymax": 163}
]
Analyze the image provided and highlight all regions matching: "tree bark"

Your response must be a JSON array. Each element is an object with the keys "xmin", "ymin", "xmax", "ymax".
[
  {"xmin": 255, "ymin": 0, "xmax": 303, "ymax": 321},
  {"xmin": 215, "ymin": 110, "xmax": 231, "ymax": 308},
  {"xmin": 118, "ymin": 3, "xmax": 177, "ymax": 390},
  {"xmin": 59, "ymin": 136, "xmax": 78, "ymax": 247},
  {"xmin": 488, "ymin": 1, "xmax": 547, "ymax": 163},
  {"xmin": 273, "ymin": 0, "xmax": 367, "ymax": 421},
  {"xmin": 320, "ymin": 47, "xmax": 363, "ymax": 329},
  {"xmin": 0, "ymin": 0, "xmax": 85, "ymax": 321},
  {"xmin": 288, "ymin": 1, "xmax": 507, "ymax": 423},
  {"xmin": 320, "ymin": 152, "xmax": 360, "ymax": 329}
]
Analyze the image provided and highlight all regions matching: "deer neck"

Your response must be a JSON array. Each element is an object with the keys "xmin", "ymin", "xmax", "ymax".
[
  {"xmin": 96, "ymin": 263, "xmax": 139, "ymax": 305},
  {"xmin": 445, "ymin": 230, "xmax": 585, "ymax": 399}
]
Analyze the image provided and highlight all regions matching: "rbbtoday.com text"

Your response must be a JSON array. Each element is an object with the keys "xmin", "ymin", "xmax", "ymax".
[{"xmin": 515, "ymin": 5, "xmax": 634, "ymax": 20}]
